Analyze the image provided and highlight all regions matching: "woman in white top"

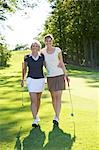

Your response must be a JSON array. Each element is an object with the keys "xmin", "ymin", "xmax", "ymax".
[{"xmin": 41, "ymin": 34, "xmax": 68, "ymax": 127}]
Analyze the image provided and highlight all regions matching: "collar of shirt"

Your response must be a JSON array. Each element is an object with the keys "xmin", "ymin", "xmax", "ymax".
[{"xmin": 29, "ymin": 53, "xmax": 40, "ymax": 61}]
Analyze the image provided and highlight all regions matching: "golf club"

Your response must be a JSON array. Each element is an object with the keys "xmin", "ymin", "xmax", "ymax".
[
  {"xmin": 21, "ymin": 62, "xmax": 24, "ymax": 107},
  {"xmin": 14, "ymin": 126, "xmax": 22, "ymax": 150},
  {"xmin": 65, "ymin": 76, "xmax": 74, "ymax": 117},
  {"xmin": 22, "ymin": 86, "xmax": 24, "ymax": 107}
]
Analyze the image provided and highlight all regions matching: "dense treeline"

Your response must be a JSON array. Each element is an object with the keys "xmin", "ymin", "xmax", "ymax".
[{"xmin": 39, "ymin": 0, "xmax": 99, "ymax": 68}]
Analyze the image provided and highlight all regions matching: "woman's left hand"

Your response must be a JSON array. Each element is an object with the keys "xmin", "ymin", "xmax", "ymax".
[
  {"xmin": 57, "ymin": 61, "xmax": 62, "ymax": 68},
  {"xmin": 64, "ymin": 74, "xmax": 70, "ymax": 86}
]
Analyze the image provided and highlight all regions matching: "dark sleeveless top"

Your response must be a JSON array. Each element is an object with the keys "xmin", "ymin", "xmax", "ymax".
[{"xmin": 24, "ymin": 54, "xmax": 45, "ymax": 79}]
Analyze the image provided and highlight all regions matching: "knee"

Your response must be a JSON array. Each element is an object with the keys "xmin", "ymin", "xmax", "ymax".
[{"xmin": 31, "ymin": 99, "xmax": 37, "ymax": 105}]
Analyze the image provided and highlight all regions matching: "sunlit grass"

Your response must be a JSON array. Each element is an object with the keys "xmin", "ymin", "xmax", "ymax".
[{"xmin": 0, "ymin": 50, "xmax": 99, "ymax": 150}]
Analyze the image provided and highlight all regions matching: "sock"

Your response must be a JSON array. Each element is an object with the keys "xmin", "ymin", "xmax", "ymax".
[
  {"xmin": 36, "ymin": 116, "xmax": 40, "ymax": 122},
  {"xmin": 54, "ymin": 116, "xmax": 59, "ymax": 122},
  {"xmin": 32, "ymin": 118, "xmax": 38, "ymax": 125}
]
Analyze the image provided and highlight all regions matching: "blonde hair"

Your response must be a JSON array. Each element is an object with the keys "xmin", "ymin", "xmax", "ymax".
[
  {"xmin": 44, "ymin": 34, "xmax": 54, "ymax": 41},
  {"xmin": 31, "ymin": 40, "xmax": 41, "ymax": 50}
]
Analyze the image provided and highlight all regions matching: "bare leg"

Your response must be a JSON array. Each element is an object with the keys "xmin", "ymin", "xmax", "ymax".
[
  {"xmin": 29, "ymin": 92, "xmax": 37, "ymax": 119},
  {"xmin": 29, "ymin": 92, "xmax": 42, "ymax": 119},
  {"xmin": 37, "ymin": 93, "xmax": 42, "ymax": 114},
  {"xmin": 50, "ymin": 90, "xmax": 62, "ymax": 120}
]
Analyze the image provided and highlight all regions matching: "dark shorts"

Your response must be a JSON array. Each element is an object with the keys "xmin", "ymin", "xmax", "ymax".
[{"xmin": 47, "ymin": 74, "xmax": 65, "ymax": 91}]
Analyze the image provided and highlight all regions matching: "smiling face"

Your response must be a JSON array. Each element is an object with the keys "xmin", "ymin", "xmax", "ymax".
[
  {"xmin": 31, "ymin": 41, "xmax": 41, "ymax": 53},
  {"xmin": 31, "ymin": 43, "xmax": 39, "ymax": 51},
  {"xmin": 45, "ymin": 37, "xmax": 53, "ymax": 47},
  {"xmin": 44, "ymin": 34, "xmax": 54, "ymax": 48}
]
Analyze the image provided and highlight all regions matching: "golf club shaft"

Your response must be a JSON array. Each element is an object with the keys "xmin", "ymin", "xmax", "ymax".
[
  {"xmin": 22, "ymin": 86, "xmax": 24, "ymax": 106},
  {"xmin": 65, "ymin": 77, "xmax": 76, "ymax": 138},
  {"xmin": 22, "ymin": 62, "xmax": 24, "ymax": 107},
  {"xmin": 65, "ymin": 76, "xmax": 74, "ymax": 116},
  {"xmin": 68, "ymin": 86, "xmax": 74, "ymax": 115}
]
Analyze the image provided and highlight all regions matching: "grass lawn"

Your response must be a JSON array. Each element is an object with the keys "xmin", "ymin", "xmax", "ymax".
[{"xmin": 0, "ymin": 50, "xmax": 99, "ymax": 150}]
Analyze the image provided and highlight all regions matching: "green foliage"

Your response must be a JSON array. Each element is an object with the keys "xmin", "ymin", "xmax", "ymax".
[
  {"xmin": 0, "ymin": 0, "xmax": 16, "ymax": 20},
  {"xmin": 42, "ymin": 0, "xmax": 99, "ymax": 68},
  {"xmin": 0, "ymin": 43, "xmax": 11, "ymax": 66},
  {"xmin": 0, "ymin": 0, "xmax": 38, "ymax": 20},
  {"xmin": 14, "ymin": 43, "xmax": 29, "ymax": 50}
]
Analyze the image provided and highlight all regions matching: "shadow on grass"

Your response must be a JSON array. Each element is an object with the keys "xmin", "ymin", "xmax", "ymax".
[
  {"xmin": 14, "ymin": 126, "xmax": 76, "ymax": 150},
  {"xmin": 14, "ymin": 127, "xmax": 22, "ymax": 150},
  {"xmin": 0, "ymin": 75, "xmax": 21, "ymax": 86},
  {"xmin": 0, "ymin": 105, "xmax": 30, "ymax": 116},
  {"xmin": 0, "ymin": 64, "xmax": 11, "ymax": 70},
  {"xmin": 23, "ymin": 126, "xmax": 45, "ymax": 150},
  {"xmin": 67, "ymin": 65, "xmax": 99, "ymax": 88},
  {"xmin": 44, "ymin": 126, "xmax": 76, "ymax": 150},
  {"xmin": 0, "ymin": 105, "xmax": 31, "ymax": 143}
]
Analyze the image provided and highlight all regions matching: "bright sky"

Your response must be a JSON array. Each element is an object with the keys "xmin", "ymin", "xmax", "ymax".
[{"xmin": 1, "ymin": 0, "xmax": 51, "ymax": 49}]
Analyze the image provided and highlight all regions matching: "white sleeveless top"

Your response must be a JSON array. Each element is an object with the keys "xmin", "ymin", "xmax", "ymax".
[{"xmin": 42, "ymin": 47, "xmax": 64, "ymax": 77}]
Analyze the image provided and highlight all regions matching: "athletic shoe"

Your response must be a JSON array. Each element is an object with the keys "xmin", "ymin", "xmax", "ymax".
[
  {"xmin": 32, "ymin": 116, "xmax": 40, "ymax": 128},
  {"xmin": 53, "ymin": 120, "xmax": 59, "ymax": 127},
  {"xmin": 32, "ymin": 123, "xmax": 39, "ymax": 128},
  {"xmin": 53, "ymin": 116, "xmax": 59, "ymax": 122},
  {"xmin": 36, "ymin": 116, "xmax": 40, "ymax": 122}
]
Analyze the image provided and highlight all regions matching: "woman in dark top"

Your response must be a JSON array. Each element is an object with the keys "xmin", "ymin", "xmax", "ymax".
[{"xmin": 21, "ymin": 40, "xmax": 45, "ymax": 127}]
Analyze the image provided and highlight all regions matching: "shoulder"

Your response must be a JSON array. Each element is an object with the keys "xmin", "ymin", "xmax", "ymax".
[
  {"xmin": 55, "ymin": 47, "xmax": 61, "ymax": 53},
  {"xmin": 24, "ymin": 54, "xmax": 30, "ymax": 61},
  {"xmin": 24, "ymin": 54, "xmax": 30, "ymax": 58},
  {"xmin": 40, "ymin": 48, "xmax": 46, "ymax": 54},
  {"xmin": 39, "ymin": 53, "xmax": 45, "ymax": 60}
]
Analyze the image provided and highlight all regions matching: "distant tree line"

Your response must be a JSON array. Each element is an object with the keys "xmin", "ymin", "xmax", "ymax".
[
  {"xmin": 38, "ymin": 0, "xmax": 99, "ymax": 68},
  {"xmin": 14, "ymin": 44, "xmax": 29, "ymax": 50}
]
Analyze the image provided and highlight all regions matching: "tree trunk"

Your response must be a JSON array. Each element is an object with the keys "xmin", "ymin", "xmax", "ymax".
[
  {"xmin": 94, "ymin": 40, "xmax": 99, "ymax": 68},
  {"xmin": 90, "ymin": 38, "xmax": 94, "ymax": 68},
  {"xmin": 83, "ymin": 37, "xmax": 89, "ymax": 66}
]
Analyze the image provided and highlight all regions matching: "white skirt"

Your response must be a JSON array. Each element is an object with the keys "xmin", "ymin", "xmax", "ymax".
[{"xmin": 26, "ymin": 77, "xmax": 45, "ymax": 92}]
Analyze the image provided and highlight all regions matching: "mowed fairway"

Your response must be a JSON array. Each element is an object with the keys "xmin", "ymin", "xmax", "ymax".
[{"xmin": 0, "ymin": 50, "xmax": 99, "ymax": 150}]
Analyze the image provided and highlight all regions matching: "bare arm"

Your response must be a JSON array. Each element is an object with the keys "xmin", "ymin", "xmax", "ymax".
[
  {"xmin": 21, "ymin": 61, "xmax": 27, "ymax": 87},
  {"xmin": 58, "ymin": 52, "xmax": 70, "ymax": 84},
  {"xmin": 40, "ymin": 49, "xmax": 46, "ymax": 68},
  {"xmin": 58, "ymin": 52, "xmax": 68, "ymax": 76}
]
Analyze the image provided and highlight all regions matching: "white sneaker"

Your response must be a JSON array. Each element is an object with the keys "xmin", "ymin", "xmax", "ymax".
[
  {"xmin": 36, "ymin": 116, "xmax": 40, "ymax": 122},
  {"xmin": 32, "ymin": 116, "xmax": 40, "ymax": 127},
  {"xmin": 54, "ymin": 116, "xmax": 59, "ymax": 122},
  {"xmin": 32, "ymin": 119, "xmax": 38, "ymax": 125}
]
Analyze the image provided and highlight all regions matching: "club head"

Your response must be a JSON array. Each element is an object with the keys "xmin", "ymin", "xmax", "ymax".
[{"xmin": 71, "ymin": 113, "xmax": 74, "ymax": 116}]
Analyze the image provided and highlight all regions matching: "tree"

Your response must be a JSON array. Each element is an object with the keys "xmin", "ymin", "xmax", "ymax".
[
  {"xmin": 0, "ymin": 0, "xmax": 38, "ymax": 21},
  {"xmin": 42, "ymin": 0, "xmax": 99, "ymax": 68},
  {"xmin": 0, "ymin": 43, "xmax": 11, "ymax": 66},
  {"xmin": 0, "ymin": 0, "xmax": 39, "ymax": 67}
]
